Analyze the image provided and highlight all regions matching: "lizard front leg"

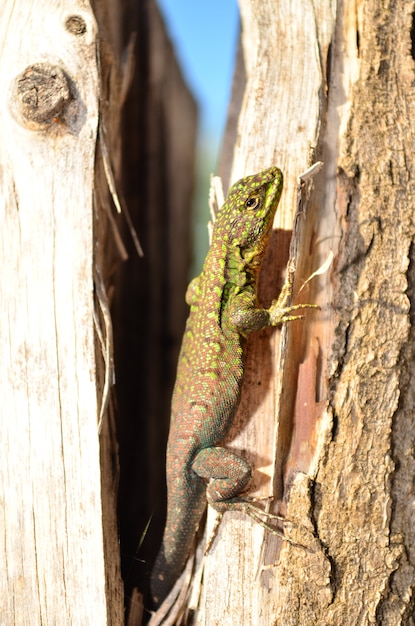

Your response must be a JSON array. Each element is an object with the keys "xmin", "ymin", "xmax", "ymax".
[{"xmin": 226, "ymin": 281, "xmax": 318, "ymax": 336}]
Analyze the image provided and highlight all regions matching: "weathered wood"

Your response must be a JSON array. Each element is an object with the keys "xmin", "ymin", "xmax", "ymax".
[
  {"xmin": 315, "ymin": 2, "xmax": 415, "ymax": 622},
  {"xmin": 197, "ymin": 0, "xmax": 415, "ymax": 624},
  {"xmin": 0, "ymin": 1, "xmax": 125, "ymax": 623},
  {"xmin": 0, "ymin": 0, "xmax": 198, "ymax": 623}
]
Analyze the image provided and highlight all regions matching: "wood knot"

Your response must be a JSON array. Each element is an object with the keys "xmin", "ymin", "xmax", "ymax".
[
  {"xmin": 65, "ymin": 15, "xmax": 87, "ymax": 36},
  {"xmin": 11, "ymin": 63, "xmax": 72, "ymax": 129}
]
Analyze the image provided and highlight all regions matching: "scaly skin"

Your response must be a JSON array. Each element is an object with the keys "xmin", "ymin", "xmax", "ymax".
[{"xmin": 151, "ymin": 166, "xmax": 309, "ymax": 606}]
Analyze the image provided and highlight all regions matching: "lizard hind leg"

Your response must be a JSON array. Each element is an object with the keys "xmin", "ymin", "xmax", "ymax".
[
  {"xmin": 191, "ymin": 445, "xmax": 253, "ymax": 506},
  {"xmin": 191, "ymin": 445, "xmax": 253, "ymax": 553},
  {"xmin": 192, "ymin": 446, "xmax": 311, "ymax": 552}
]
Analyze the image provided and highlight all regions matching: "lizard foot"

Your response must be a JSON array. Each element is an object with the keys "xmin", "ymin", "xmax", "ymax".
[
  {"xmin": 205, "ymin": 497, "xmax": 313, "ymax": 553},
  {"xmin": 269, "ymin": 302, "xmax": 320, "ymax": 326},
  {"xmin": 241, "ymin": 501, "xmax": 313, "ymax": 552}
]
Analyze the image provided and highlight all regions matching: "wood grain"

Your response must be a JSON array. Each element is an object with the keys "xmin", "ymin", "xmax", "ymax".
[{"xmin": 0, "ymin": 1, "xmax": 119, "ymax": 623}]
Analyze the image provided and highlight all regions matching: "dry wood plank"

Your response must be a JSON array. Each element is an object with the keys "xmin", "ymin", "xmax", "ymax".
[{"xmin": 0, "ymin": 1, "xmax": 122, "ymax": 623}]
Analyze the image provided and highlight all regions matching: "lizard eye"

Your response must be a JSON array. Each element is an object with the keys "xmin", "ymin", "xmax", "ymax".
[{"xmin": 245, "ymin": 195, "xmax": 261, "ymax": 210}]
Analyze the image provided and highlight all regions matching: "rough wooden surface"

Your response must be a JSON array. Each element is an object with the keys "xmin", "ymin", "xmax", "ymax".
[
  {"xmin": 196, "ymin": 0, "xmax": 415, "ymax": 624},
  {"xmin": 0, "ymin": 1, "xmax": 124, "ymax": 623},
  {"xmin": 315, "ymin": 2, "xmax": 415, "ymax": 622}
]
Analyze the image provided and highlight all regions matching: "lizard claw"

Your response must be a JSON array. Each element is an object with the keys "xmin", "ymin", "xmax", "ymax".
[
  {"xmin": 205, "ymin": 497, "xmax": 314, "ymax": 554},
  {"xmin": 243, "ymin": 503, "xmax": 313, "ymax": 552},
  {"xmin": 269, "ymin": 302, "xmax": 320, "ymax": 326}
]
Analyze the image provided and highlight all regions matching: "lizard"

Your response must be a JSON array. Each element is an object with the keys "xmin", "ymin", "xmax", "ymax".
[{"xmin": 150, "ymin": 166, "xmax": 316, "ymax": 607}]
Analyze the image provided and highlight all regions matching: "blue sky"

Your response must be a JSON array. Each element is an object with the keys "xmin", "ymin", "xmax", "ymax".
[{"xmin": 157, "ymin": 0, "xmax": 240, "ymax": 160}]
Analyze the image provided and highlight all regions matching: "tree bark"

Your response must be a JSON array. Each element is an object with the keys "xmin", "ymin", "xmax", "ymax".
[{"xmin": 196, "ymin": 0, "xmax": 415, "ymax": 624}]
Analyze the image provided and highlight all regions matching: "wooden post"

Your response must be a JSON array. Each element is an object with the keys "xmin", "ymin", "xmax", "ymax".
[
  {"xmin": 0, "ymin": 1, "xmax": 123, "ymax": 623},
  {"xmin": 196, "ymin": 0, "xmax": 415, "ymax": 623},
  {"xmin": 0, "ymin": 0, "xmax": 198, "ymax": 623}
]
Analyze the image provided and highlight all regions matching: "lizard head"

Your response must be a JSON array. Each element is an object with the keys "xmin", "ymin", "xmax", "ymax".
[{"xmin": 214, "ymin": 166, "xmax": 284, "ymax": 272}]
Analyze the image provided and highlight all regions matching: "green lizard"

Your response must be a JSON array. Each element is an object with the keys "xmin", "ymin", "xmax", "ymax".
[{"xmin": 151, "ymin": 166, "xmax": 315, "ymax": 606}]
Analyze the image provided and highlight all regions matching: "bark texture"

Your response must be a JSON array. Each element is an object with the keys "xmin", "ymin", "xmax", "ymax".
[{"xmin": 316, "ymin": 2, "xmax": 415, "ymax": 623}]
